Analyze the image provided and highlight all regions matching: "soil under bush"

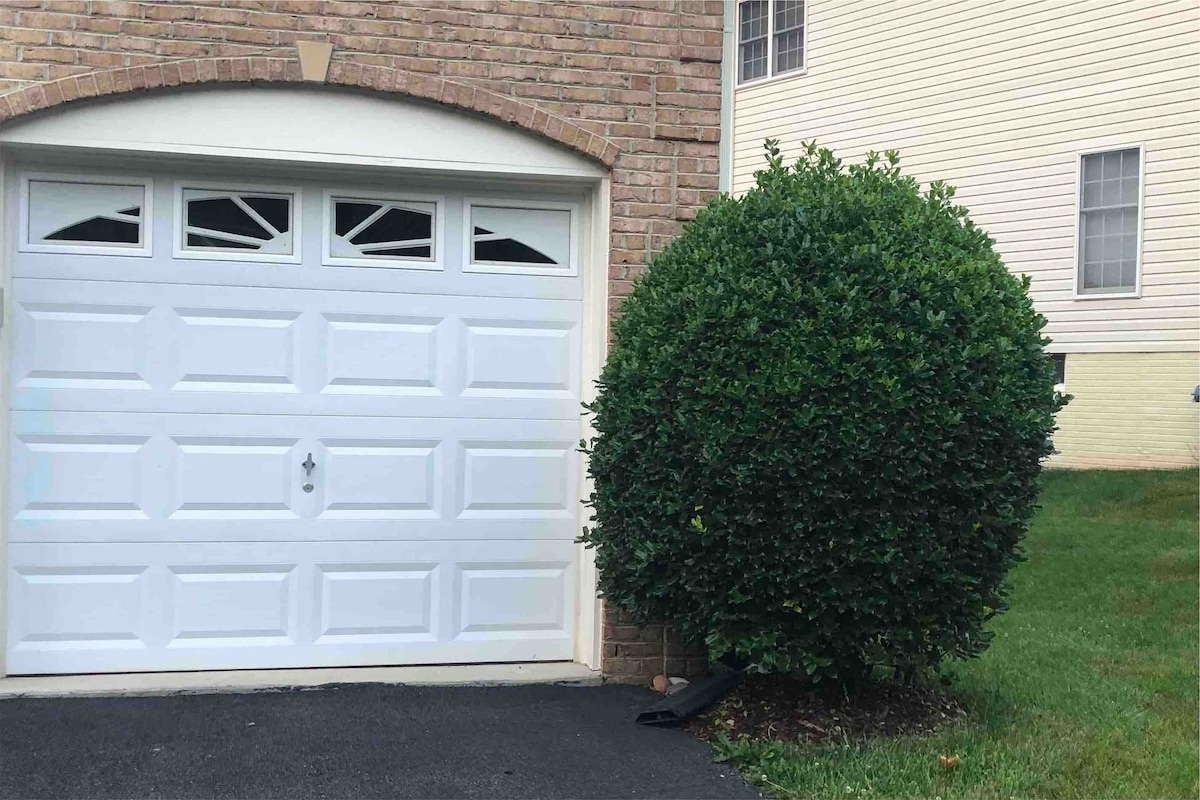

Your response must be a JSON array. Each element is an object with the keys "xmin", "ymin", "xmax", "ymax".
[{"xmin": 685, "ymin": 673, "xmax": 967, "ymax": 745}]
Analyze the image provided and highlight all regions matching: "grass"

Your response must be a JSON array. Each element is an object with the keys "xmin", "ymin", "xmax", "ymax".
[{"xmin": 714, "ymin": 469, "xmax": 1199, "ymax": 799}]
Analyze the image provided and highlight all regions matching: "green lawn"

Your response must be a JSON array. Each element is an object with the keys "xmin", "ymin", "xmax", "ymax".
[{"xmin": 715, "ymin": 469, "xmax": 1199, "ymax": 799}]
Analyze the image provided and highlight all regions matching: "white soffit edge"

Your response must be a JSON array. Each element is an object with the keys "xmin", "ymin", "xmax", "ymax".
[{"xmin": 0, "ymin": 86, "xmax": 607, "ymax": 179}]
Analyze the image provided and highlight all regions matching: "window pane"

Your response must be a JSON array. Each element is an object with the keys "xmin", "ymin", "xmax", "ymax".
[
  {"xmin": 1082, "ymin": 153, "xmax": 1101, "ymax": 184},
  {"xmin": 471, "ymin": 205, "xmax": 571, "ymax": 268},
  {"xmin": 27, "ymin": 179, "xmax": 145, "ymax": 248},
  {"xmin": 1120, "ymin": 206, "xmax": 1138, "ymax": 236},
  {"xmin": 242, "ymin": 196, "xmax": 290, "ymax": 233},
  {"xmin": 775, "ymin": 0, "xmax": 803, "ymax": 31},
  {"xmin": 1102, "ymin": 151, "xmax": 1122, "ymax": 180},
  {"xmin": 1082, "ymin": 180, "xmax": 1101, "ymax": 210},
  {"xmin": 1082, "ymin": 261, "xmax": 1101, "ymax": 289},
  {"xmin": 474, "ymin": 239, "xmax": 556, "ymax": 264},
  {"xmin": 348, "ymin": 206, "xmax": 431, "ymax": 246},
  {"xmin": 1102, "ymin": 260, "xmax": 1123, "ymax": 288},
  {"xmin": 1121, "ymin": 148, "xmax": 1140, "ymax": 177},
  {"xmin": 775, "ymin": 27, "xmax": 804, "ymax": 73},
  {"xmin": 188, "ymin": 198, "xmax": 273, "ymax": 240},
  {"xmin": 1082, "ymin": 225, "xmax": 1101, "ymax": 266},
  {"xmin": 740, "ymin": 0, "xmax": 767, "ymax": 40},
  {"xmin": 1102, "ymin": 235, "xmax": 1121, "ymax": 262},
  {"xmin": 740, "ymin": 36, "xmax": 767, "ymax": 82},
  {"xmin": 181, "ymin": 188, "xmax": 294, "ymax": 256},
  {"xmin": 1121, "ymin": 260, "xmax": 1138, "ymax": 288},
  {"xmin": 1121, "ymin": 230, "xmax": 1137, "ymax": 260},
  {"xmin": 1120, "ymin": 176, "xmax": 1139, "ymax": 206},
  {"xmin": 329, "ymin": 197, "xmax": 437, "ymax": 263},
  {"xmin": 187, "ymin": 233, "xmax": 259, "ymax": 250},
  {"xmin": 45, "ymin": 216, "xmax": 139, "ymax": 244},
  {"xmin": 1101, "ymin": 178, "xmax": 1120, "ymax": 207}
]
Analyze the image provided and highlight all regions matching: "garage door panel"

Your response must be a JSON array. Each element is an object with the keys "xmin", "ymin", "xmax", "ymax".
[
  {"xmin": 6, "ymin": 540, "xmax": 575, "ymax": 674},
  {"xmin": 169, "ymin": 436, "xmax": 303, "ymax": 521},
  {"xmin": 12, "ymin": 278, "xmax": 582, "ymax": 420},
  {"xmin": 11, "ymin": 433, "xmax": 153, "ymax": 522},
  {"xmin": 170, "ymin": 307, "xmax": 301, "ymax": 395},
  {"xmin": 10, "ymin": 412, "xmax": 580, "ymax": 544},
  {"xmin": 11, "ymin": 299, "xmax": 156, "ymax": 392}
]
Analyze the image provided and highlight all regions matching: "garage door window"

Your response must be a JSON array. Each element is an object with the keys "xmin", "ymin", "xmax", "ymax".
[
  {"xmin": 176, "ymin": 184, "xmax": 299, "ymax": 263},
  {"xmin": 21, "ymin": 174, "xmax": 152, "ymax": 257},
  {"xmin": 324, "ymin": 191, "xmax": 441, "ymax": 270},
  {"xmin": 465, "ymin": 201, "xmax": 577, "ymax": 277}
]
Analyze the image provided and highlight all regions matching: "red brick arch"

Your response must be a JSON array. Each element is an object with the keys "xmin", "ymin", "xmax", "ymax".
[{"xmin": 0, "ymin": 56, "xmax": 621, "ymax": 169}]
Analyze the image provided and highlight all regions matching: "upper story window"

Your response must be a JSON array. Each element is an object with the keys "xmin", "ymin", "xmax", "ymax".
[
  {"xmin": 738, "ymin": 0, "xmax": 806, "ymax": 85},
  {"xmin": 1077, "ymin": 147, "xmax": 1142, "ymax": 297}
]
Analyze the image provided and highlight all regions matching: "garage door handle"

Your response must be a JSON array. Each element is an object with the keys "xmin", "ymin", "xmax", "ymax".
[{"xmin": 302, "ymin": 453, "xmax": 316, "ymax": 477}]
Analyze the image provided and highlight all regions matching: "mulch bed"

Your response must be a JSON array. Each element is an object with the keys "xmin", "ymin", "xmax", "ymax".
[{"xmin": 685, "ymin": 673, "xmax": 966, "ymax": 745}]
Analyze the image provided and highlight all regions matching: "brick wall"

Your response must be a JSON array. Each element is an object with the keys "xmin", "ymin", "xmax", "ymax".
[{"xmin": 0, "ymin": 0, "xmax": 722, "ymax": 686}]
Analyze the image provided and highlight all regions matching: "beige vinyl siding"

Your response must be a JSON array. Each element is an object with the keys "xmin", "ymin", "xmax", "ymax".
[
  {"xmin": 731, "ymin": 0, "xmax": 1200, "ymax": 353},
  {"xmin": 1050, "ymin": 352, "xmax": 1199, "ymax": 468}
]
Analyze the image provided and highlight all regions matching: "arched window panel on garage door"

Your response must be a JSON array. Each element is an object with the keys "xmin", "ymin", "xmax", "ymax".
[
  {"xmin": 176, "ymin": 183, "xmax": 300, "ymax": 264},
  {"xmin": 465, "ymin": 201, "xmax": 578, "ymax": 277},
  {"xmin": 20, "ymin": 174, "xmax": 152, "ymax": 257},
  {"xmin": 323, "ymin": 191, "xmax": 442, "ymax": 270}
]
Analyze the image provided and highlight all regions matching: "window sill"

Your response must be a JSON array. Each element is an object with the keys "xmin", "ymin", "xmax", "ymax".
[
  {"xmin": 1072, "ymin": 288, "xmax": 1141, "ymax": 300},
  {"xmin": 736, "ymin": 67, "xmax": 807, "ymax": 91}
]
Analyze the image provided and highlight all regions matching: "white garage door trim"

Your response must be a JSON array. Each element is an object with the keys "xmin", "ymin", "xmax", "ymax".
[{"xmin": 0, "ymin": 88, "xmax": 609, "ymax": 678}]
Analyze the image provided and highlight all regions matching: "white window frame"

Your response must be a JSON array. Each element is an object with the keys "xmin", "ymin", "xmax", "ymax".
[
  {"xmin": 463, "ymin": 197, "xmax": 580, "ymax": 277},
  {"xmin": 1072, "ymin": 144, "xmax": 1144, "ymax": 300},
  {"xmin": 321, "ymin": 188, "xmax": 445, "ymax": 271},
  {"xmin": 18, "ymin": 171, "xmax": 154, "ymax": 258},
  {"xmin": 173, "ymin": 180, "xmax": 302, "ymax": 265},
  {"xmin": 737, "ymin": 0, "xmax": 808, "ymax": 88},
  {"xmin": 1050, "ymin": 352, "xmax": 1067, "ymax": 394}
]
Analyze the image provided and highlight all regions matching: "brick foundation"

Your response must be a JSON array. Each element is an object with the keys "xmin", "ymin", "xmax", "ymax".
[{"xmin": 602, "ymin": 605, "xmax": 708, "ymax": 686}]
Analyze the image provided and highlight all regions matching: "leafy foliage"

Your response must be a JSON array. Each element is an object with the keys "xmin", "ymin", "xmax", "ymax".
[{"xmin": 581, "ymin": 141, "xmax": 1066, "ymax": 685}]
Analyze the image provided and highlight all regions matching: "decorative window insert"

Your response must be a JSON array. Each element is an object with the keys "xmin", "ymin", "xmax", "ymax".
[
  {"xmin": 175, "ymin": 183, "xmax": 299, "ymax": 263},
  {"xmin": 20, "ymin": 174, "xmax": 152, "ymax": 257},
  {"xmin": 322, "ymin": 191, "xmax": 442, "ymax": 270},
  {"xmin": 738, "ymin": 0, "xmax": 806, "ymax": 85},
  {"xmin": 1076, "ymin": 147, "xmax": 1142, "ymax": 297},
  {"xmin": 464, "ymin": 200, "xmax": 578, "ymax": 277}
]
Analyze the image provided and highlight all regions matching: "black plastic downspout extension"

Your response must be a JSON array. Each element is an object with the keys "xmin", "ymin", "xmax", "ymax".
[{"xmin": 635, "ymin": 656, "xmax": 753, "ymax": 726}]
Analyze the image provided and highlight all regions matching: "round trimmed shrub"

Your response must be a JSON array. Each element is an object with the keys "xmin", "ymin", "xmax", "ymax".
[{"xmin": 582, "ymin": 142, "xmax": 1065, "ymax": 685}]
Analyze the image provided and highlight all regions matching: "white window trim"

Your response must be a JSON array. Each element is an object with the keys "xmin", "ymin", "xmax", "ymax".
[
  {"xmin": 173, "ymin": 180, "xmax": 302, "ymax": 265},
  {"xmin": 736, "ymin": 0, "xmax": 808, "ymax": 89},
  {"xmin": 320, "ymin": 188, "xmax": 445, "ymax": 271},
  {"xmin": 18, "ymin": 171, "xmax": 154, "ymax": 258},
  {"xmin": 1072, "ymin": 144, "xmax": 1144, "ymax": 301},
  {"xmin": 463, "ymin": 197, "xmax": 580, "ymax": 277},
  {"xmin": 1050, "ymin": 353, "xmax": 1067, "ymax": 394}
]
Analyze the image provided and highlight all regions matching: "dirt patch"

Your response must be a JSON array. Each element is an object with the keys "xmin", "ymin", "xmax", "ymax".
[{"xmin": 685, "ymin": 673, "xmax": 966, "ymax": 745}]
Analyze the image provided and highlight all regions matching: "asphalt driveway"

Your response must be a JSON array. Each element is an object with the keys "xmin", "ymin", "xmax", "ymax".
[{"xmin": 0, "ymin": 682, "xmax": 759, "ymax": 799}]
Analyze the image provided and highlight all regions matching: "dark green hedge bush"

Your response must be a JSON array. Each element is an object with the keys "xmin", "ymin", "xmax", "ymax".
[{"xmin": 582, "ymin": 142, "xmax": 1065, "ymax": 685}]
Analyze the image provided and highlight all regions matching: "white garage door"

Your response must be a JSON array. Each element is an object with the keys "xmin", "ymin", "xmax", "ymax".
[{"xmin": 5, "ymin": 163, "xmax": 585, "ymax": 674}]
